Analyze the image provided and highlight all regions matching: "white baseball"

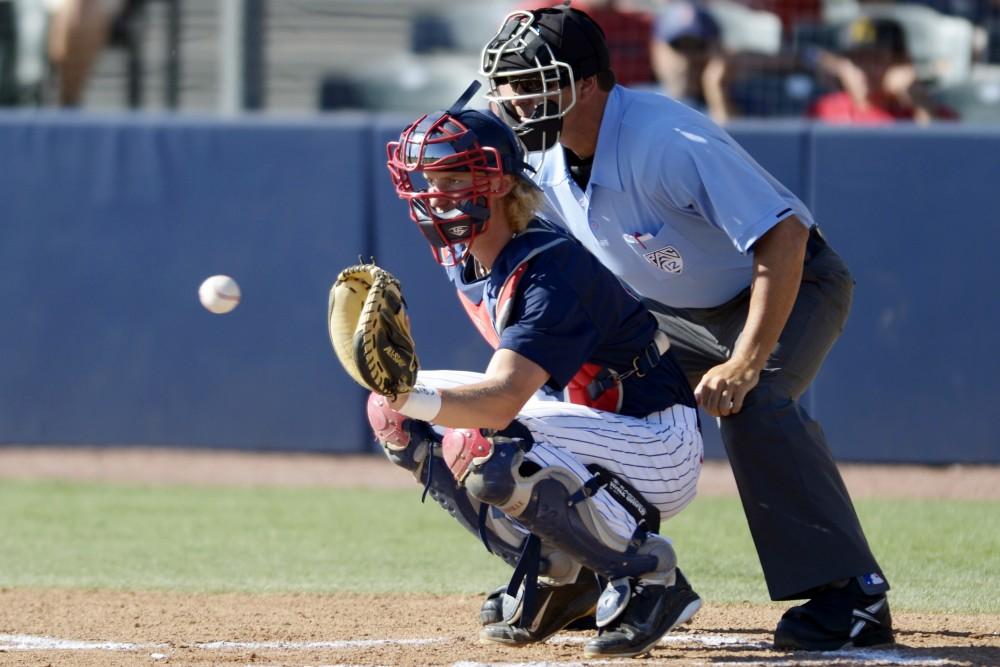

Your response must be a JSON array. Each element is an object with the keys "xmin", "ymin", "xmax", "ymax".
[{"xmin": 198, "ymin": 275, "xmax": 241, "ymax": 314}]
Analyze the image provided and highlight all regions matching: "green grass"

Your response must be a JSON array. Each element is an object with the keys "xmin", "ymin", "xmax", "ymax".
[{"xmin": 1, "ymin": 480, "xmax": 997, "ymax": 614}]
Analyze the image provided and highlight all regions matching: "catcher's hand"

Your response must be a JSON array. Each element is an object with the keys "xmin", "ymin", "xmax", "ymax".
[{"xmin": 328, "ymin": 263, "xmax": 419, "ymax": 399}]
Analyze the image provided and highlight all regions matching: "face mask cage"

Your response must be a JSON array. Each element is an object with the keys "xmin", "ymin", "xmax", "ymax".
[
  {"xmin": 387, "ymin": 113, "xmax": 505, "ymax": 266},
  {"xmin": 480, "ymin": 10, "xmax": 577, "ymax": 142}
]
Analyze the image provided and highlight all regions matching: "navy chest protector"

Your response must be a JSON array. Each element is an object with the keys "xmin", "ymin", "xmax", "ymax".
[{"xmin": 454, "ymin": 239, "xmax": 665, "ymax": 414}]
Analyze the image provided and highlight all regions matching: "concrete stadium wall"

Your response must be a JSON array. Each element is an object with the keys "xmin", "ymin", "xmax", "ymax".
[{"xmin": 0, "ymin": 112, "xmax": 996, "ymax": 462}]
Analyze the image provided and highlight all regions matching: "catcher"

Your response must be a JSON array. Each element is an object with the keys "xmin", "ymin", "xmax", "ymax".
[{"xmin": 329, "ymin": 96, "xmax": 703, "ymax": 658}]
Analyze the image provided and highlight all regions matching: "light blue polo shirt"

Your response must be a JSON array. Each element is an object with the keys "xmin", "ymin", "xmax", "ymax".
[{"xmin": 533, "ymin": 86, "xmax": 815, "ymax": 309}]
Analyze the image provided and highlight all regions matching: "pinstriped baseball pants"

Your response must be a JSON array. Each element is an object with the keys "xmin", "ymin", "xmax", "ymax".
[{"xmin": 419, "ymin": 369, "xmax": 703, "ymax": 546}]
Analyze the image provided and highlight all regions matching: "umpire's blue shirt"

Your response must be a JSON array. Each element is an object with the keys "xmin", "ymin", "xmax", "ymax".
[{"xmin": 534, "ymin": 85, "xmax": 815, "ymax": 309}]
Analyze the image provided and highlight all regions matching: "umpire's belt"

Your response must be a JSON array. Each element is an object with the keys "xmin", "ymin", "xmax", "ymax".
[
  {"xmin": 587, "ymin": 330, "xmax": 670, "ymax": 400},
  {"xmin": 804, "ymin": 226, "xmax": 828, "ymax": 264}
]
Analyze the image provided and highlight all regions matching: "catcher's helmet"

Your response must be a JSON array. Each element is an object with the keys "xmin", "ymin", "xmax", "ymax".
[
  {"xmin": 480, "ymin": 4, "xmax": 609, "ymax": 151},
  {"xmin": 387, "ymin": 107, "xmax": 536, "ymax": 265}
]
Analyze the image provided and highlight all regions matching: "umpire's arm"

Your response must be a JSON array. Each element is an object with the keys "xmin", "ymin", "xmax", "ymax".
[{"xmin": 695, "ymin": 216, "xmax": 808, "ymax": 417}]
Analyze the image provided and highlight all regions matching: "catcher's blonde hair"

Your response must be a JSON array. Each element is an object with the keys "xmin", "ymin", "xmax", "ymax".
[{"xmin": 502, "ymin": 178, "xmax": 543, "ymax": 234}]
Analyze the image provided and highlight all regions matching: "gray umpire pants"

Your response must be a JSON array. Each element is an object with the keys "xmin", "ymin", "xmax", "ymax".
[{"xmin": 645, "ymin": 230, "xmax": 888, "ymax": 601}]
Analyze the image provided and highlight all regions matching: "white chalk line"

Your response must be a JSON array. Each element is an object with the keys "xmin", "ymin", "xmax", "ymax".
[
  {"xmin": 0, "ymin": 634, "xmax": 442, "ymax": 652},
  {"xmin": 0, "ymin": 634, "xmax": 165, "ymax": 651},
  {"xmin": 200, "ymin": 638, "xmax": 443, "ymax": 650},
  {"xmin": 0, "ymin": 632, "xmax": 961, "ymax": 666}
]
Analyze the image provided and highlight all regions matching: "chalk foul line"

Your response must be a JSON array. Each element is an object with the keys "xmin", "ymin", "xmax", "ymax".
[{"xmin": 0, "ymin": 632, "xmax": 961, "ymax": 666}]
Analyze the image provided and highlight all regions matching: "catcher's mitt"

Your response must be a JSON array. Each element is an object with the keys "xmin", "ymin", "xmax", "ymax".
[{"xmin": 328, "ymin": 264, "xmax": 419, "ymax": 399}]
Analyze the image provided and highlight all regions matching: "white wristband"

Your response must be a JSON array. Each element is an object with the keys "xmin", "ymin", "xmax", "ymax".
[{"xmin": 396, "ymin": 385, "xmax": 442, "ymax": 422}]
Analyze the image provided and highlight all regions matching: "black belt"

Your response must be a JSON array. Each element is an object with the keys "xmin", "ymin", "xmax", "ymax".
[
  {"xmin": 587, "ymin": 330, "xmax": 670, "ymax": 400},
  {"xmin": 805, "ymin": 226, "xmax": 828, "ymax": 264}
]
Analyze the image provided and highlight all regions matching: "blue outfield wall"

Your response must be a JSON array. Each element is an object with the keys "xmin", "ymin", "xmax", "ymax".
[
  {"xmin": 0, "ymin": 112, "xmax": 372, "ymax": 452},
  {"xmin": 808, "ymin": 126, "xmax": 999, "ymax": 463},
  {"xmin": 0, "ymin": 112, "xmax": 997, "ymax": 462}
]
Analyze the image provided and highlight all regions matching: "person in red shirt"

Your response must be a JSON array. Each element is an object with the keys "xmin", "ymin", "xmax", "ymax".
[{"xmin": 808, "ymin": 16, "xmax": 951, "ymax": 124}]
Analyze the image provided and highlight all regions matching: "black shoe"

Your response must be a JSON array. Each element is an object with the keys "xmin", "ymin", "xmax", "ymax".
[
  {"xmin": 480, "ymin": 585, "xmax": 507, "ymax": 626},
  {"xmin": 774, "ymin": 579, "xmax": 894, "ymax": 651},
  {"xmin": 480, "ymin": 568, "xmax": 602, "ymax": 646},
  {"xmin": 481, "ymin": 583, "xmax": 597, "ymax": 630},
  {"xmin": 583, "ymin": 569, "xmax": 702, "ymax": 658}
]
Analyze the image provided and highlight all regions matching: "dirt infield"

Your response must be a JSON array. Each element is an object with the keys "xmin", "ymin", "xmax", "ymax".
[
  {"xmin": 2, "ymin": 447, "xmax": 999, "ymax": 667},
  {"xmin": 1, "ymin": 588, "xmax": 998, "ymax": 667}
]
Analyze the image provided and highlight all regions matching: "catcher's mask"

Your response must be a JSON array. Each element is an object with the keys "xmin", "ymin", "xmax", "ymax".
[
  {"xmin": 480, "ymin": 4, "xmax": 609, "ymax": 152},
  {"xmin": 387, "ymin": 105, "xmax": 536, "ymax": 266}
]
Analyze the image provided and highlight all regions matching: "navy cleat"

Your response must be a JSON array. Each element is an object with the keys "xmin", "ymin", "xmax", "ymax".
[
  {"xmin": 480, "ymin": 567, "xmax": 601, "ymax": 646},
  {"xmin": 583, "ymin": 568, "xmax": 701, "ymax": 658},
  {"xmin": 774, "ymin": 579, "xmax": 894, "ymax": 651}
]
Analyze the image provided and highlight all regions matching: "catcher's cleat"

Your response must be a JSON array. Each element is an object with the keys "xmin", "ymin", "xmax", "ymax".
[
  {"xmin": 480, "ymin": 585, "xmax": 508, "ymax": 626},
  {"xmin": 583, "ymin": 569, "xmax": 701, "ymax": 658},
  {"xmin": 479, "ymin": 567, "xmax": 602, "ymax": 646},
  {"xmin": 773, "ymin": 579, "xmax": 894, "ymax": 651},
  {"xmin": 481, "ymin": 584, "xmax": 597, "ymax": 630}
]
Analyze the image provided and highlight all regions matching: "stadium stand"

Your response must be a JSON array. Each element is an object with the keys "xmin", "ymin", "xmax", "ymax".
[
  {"xmin": 0, "ymin": 0, "xmax": 47, "ymax": 106},
  {"xmin": 4, "ymin": 0, "xmax": 994, "ymax": 122}
]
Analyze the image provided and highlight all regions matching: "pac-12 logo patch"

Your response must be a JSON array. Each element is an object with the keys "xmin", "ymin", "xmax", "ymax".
[{"xmin": 644, "ymin": 246, "xmax": 683, "ymax": 274}]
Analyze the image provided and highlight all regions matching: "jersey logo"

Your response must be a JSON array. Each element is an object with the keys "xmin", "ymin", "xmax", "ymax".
[{"xmin": 644, "ymin": 245, "xmax": 683, "ymax": 274}]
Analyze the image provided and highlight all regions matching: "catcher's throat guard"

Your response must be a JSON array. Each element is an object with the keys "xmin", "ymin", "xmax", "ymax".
[{"xmin": 386, "ymin": 82, "xmax": 538, "ymax": 266}]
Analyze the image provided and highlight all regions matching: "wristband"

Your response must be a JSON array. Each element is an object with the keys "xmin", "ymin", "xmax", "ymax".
[{"xmin": 397, "ymin": 385, "xmax": 442, "ymax": 422}]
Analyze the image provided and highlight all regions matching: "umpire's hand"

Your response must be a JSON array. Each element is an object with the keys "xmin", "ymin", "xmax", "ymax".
[{"xmin": 694, "ymin": 359, "xmax": 760, "ymax": 417}]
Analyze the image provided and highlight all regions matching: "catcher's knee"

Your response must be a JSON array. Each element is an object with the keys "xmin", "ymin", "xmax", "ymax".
[
  {"xmin": 368, "ymin": 392, "xmax": 432, "ymax": 473},
  {"xmin": 448, "ymin": 427, "xmax": 675, "ymax": 581},
  {"xmin": 443, "ymin": 421, "xmax": 534, "ymax": 506},
  {"xmin": 516, "ymin": 475, "xmax": 676, "ymax": 581}
]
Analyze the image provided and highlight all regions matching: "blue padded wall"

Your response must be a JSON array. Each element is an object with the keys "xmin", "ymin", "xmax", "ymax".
[
  {"xmin": 1, "ymin": 113, "xmax": 996, "ymax": 462},
  {"xmin": 0, "ymin": 112, "xmax": 369, "ymax": 451},
  {"xmin": 809, "ymin": 126, "xmax": 1000, "ymax": 462},
  {"xmin": 728, "ymin": 121, "xmax": 811, "ymax": 203}
]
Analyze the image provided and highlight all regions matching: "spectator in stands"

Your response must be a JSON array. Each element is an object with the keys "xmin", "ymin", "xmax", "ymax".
[
  {"xmin": 518, "ymin": 0, "xmax": 656, "ymax": 86},
  {"xmin": 908, "ymin": 0, "xmax": 998, "ymax": 62},
  {"xmin": 45, "ymin": 0, "xmax": 119, "ymax": 106},
  {"xmin": 650, "ymin": 1, "xmax": 732, "ymax": 122},
  {"xmin": 756, "ymin": 0, "xmax": 821, "ymax": 34},
  {"xmin": 807, "ymin": 16, "xmax": 950, "ymax": 124}
]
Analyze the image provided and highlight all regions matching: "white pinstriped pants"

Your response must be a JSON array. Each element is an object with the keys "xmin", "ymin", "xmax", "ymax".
[{"xmin": 419, "ymin": 370, "xmax": 704, "ymax": 544}]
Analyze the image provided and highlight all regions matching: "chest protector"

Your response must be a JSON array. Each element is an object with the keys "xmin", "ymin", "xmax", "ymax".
[{"xmin": 453, "ymin": 231, "xmax": 627, "ymax": 413}]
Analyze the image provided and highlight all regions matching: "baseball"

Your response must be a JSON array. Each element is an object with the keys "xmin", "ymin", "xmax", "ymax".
[{"xmin": 198, "ymin": 275, "xmax": 241, "ymax": 314}]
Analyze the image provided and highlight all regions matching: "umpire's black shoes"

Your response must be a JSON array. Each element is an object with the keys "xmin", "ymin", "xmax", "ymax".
[
  {"xmin": 774, "ymin": 579, "xmax": 894, "ymax": 651},
  {"xmin": 583, "ymin": 569, "xmax": 702, "ymax": 658},
  {"xmin": 479, "ymin": 568, "xmax": 601, "ymax": 646}
]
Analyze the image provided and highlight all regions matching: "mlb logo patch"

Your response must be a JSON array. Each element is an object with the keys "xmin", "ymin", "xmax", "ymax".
[
  {"xmin": 644, "ymin": 246, "xmax": 683, "ymax": 274},
  {"xmin": 864, "ymin": 573, "xmax": 885, "ymax": 586}
]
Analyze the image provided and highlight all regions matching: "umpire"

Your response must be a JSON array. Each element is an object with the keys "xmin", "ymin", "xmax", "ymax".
[{"xmin": 478, "ymin": 4, "xmax": 892, "ymax": 651}]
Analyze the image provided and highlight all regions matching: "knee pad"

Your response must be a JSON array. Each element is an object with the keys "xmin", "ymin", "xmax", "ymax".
[
  {"xmin": 367, "ymin": 392, "xmax": 412, "ymax": 452},
  {"xmin": 503, "ymin": 467, "xmax": 677, "ymax": 582},
  {"xmin": 420, "ymin": 451, "xmax": 533, "ymax": 571},
  {"xmin": 444, "ymin": 420, "xmax": 534, "ymax": 506},
  {"xmin": 368, "ymin": 392, "xmax": 436, "ymax": 475},
  {"xmin": 366, "ymin": 395, "xmax": 530, "ymax": 570}
]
